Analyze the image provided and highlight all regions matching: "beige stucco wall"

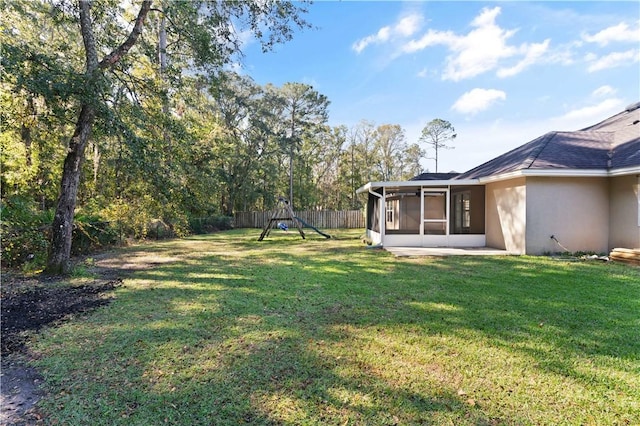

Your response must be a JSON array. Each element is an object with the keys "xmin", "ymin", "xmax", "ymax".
[
  {"xmin": 609, "ymin": 175, "xmax": 640, "ymax": 249},
  {"xmin": 485, "ymin": 178, "xmax": 526, "ymax": 253},
  {"xmin": 525, "ymin": 177, "xmax": 609, "ymax": 254}
]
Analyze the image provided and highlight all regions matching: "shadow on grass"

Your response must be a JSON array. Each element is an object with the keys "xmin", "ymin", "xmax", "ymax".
[{"xmin": 32, "ymin": 231, "xmax": 640, "ymax": 425}]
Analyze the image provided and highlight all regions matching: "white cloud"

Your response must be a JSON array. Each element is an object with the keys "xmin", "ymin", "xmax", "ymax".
[
  {"xmin": 582, "ymin": 22, "xmax": 640, "ymax": 46},
  {"xmin": 586, "ymin": 48, "xmax": 640, "ymax": 72},
  {"xmin": 452, "ymin": 88, "xmax": 506, "ymax": 115},
  {"xmin": 401, "ymin": 29, "xmax": 457, "ymax": 53},
  {"xmin": 544, "ymin": 40, "xmax": 581, "ymax": 66},
  {"xmin": 584, "ymin": 52, "xmax": 598, "ymax": 62},
  {"xmin": 442, "ymin": 7, "xmax": 519, "ymax": 81},
  {"xmin": 592, "ymin": 85, "xmax": 617, "ymax": 98},
  {"xmin": 497, "ymin": 39, "xmax": 550, "ymax": 78},
  {"xmin": 352, "ymin": 12, "xmax": 422, "ymax": 54},
  {"xmin": 471, "ymin": 5, "xmax": 501, "ymax": 27},
  {"xmin": 401, "ymin": 6, "xmax": 549, "ymax": 81},
  {"xmin": 552, "ymin": 98, "xmax": 626, "ymax": 128},
  {"xmin": 236, "ymin": 29, "xmax": 254, "ymax": 49},
  {"xmin": 395, "ymin": 14, "xmax": 422, "ymax": 37},
  {"xmin": 416, "ymin": 67, "xmax": 432, "ymax": 78},
  {"xmin": 352, "ymin": 26, "xmax": 391, "ymax": 54}
]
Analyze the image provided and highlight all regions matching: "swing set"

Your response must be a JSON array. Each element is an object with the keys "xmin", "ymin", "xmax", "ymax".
[{"xmin": 258, "ymin": 197, "xmax": 331, "ymax": 241}]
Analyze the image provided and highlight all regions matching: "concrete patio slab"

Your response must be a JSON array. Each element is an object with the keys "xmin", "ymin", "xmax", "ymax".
[{"xmin": 385, "ymin": 247, "xmax": 515, "ymax": 257}]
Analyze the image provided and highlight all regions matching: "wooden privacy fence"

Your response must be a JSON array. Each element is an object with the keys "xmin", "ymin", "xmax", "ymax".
[{"xmin": 234, "ymin": 210, "xmax": 364, "ymax": 229}]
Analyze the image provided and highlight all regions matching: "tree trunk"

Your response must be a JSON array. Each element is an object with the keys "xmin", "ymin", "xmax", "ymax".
[
  {"xmin": 289, "ymin": 147, "xmax": 294, "ymax": 208},
  {"xmin": 20, "ymin": 124, "xmax": 32, "ymax": 167},
  {"xmin": 21, "ymin": 96, "xmax": 36, "ymax": 167},
  {"xmin": 289, "ymin": 107, "xmax": 296, "ymax": 209},
  {"xmin": 92, "ymin": 141, "xmax": 100, "ymax": 191},
  {"xmin": 44, "ymin": 0, "xmax": 151, "ymax": 275},
  {"xmin": 45, "ymin": 104, "xmax": 95, "ymax": 274},
  {"xmin": 44, "ymin": 0, "xmax": 99, "ymax": 275},
  {"xmin": 158, "ymin": 13, "xmax": 171, "ymax": 156}
]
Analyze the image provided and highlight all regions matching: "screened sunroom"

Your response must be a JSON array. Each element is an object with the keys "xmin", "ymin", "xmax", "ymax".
[{"xmin": 357, "ymin": 179, "xmax": 486, "ymax": 248}]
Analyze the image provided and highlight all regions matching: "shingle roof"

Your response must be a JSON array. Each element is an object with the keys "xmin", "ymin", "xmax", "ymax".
[
  {"xmin": 456, "ymin": 103, "xmax": 640, "ymax": 180},
  {"xmin": 410, "ymin": 172, "xmax": 460, "ymax": 181}
]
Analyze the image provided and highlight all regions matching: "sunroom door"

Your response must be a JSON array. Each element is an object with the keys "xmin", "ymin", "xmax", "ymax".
[{"xmin": 422, "ymin": 189, "xmax": 449, "ymax": 246}]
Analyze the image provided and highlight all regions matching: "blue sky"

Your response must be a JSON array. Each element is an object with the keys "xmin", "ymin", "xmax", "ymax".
[{"xmin": 239, "ymin": 1, "xmax": 640, "ymax": 173}]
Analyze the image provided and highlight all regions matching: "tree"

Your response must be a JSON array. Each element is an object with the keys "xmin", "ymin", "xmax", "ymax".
[
  {"xmin": 331, "ymin": 120, "xmax": 422, "ymax": 209},
  {"xmin": 211, "ymin": 72, "xmax": 278, "ymax": 215},
  {"xmin": 44, "ymin": 1, "xmax": 153, "ymax": 275},
  {"xmin": 419, "ymin": 118, "xmax": 456, "ymax": 173},
  {"xmin": 372, "ymin": 124, "xmax": 406, "ymax": 181},
  {"xmin": 351, "ymin": 120, "xmax": 377, "ymax": 183},
  {"xmin": 338, "ymin": 120, "xmax": 376, "ymax": 208},
  {"xmin": 296, "ymin": 125, "xmax": 346, "ymax": 209},
  {"xmin": 401, "ymin": 143, "xmax": 426, "ymax": 180},
  {"xmin": 0, "ymin": 1, "xmax": 81, "ymax": 210},
  {"xmin": 3, "ymin": 0, "xmax": 310, "ymax": 274},
  {"xmin": 273, "ymin": 83, "xmax": 329, "ymax": 209}
]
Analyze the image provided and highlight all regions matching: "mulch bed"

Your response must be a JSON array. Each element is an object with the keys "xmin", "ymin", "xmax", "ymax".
[
  {"xmin": 1, "ymin": 278, "xmax": 121, "ymax": 355},
  {"xmin": 1, "ymin": 272, "xmax": 121, "ymax": 425}
]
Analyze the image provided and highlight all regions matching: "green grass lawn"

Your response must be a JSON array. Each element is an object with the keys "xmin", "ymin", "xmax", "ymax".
[{"xmin": 30, "ymin": 229, "xmax": 639, "ymax": 425}]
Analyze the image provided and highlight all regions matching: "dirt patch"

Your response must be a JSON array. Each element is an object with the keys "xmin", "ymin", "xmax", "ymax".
[
  {"xmin": 0, "ymin": 269, "xmax": 122, "ymax": 425},
  {"xmin": 1, "ymin": 357, "xmax": 46, "ymax": 426},
  {"xmin": 1, "ymin": 278, "xmax": 121, "ymax": 356},
  {"xmin": 0, "ymin": 246, "xmax": 181, "ymax": 425}
]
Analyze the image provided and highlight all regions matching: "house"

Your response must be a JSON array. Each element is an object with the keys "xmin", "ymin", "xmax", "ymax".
[{"xmin": 357, "ymin": 103, "xmax": 640, "ymax": 254}]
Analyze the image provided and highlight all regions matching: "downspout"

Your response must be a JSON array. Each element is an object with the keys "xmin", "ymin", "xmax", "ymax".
[{"xmin": 369, "ymin": 188, "xmax": 384, "ymax": 247}]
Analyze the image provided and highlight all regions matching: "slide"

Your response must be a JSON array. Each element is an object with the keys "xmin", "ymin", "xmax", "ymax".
[{"xmin": 294, "ymin": 216, "xmax": 331, "ymax": 239}]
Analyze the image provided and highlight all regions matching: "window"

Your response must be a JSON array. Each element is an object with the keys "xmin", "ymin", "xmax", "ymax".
[
  {"xmin": 453, "ymin": 192, "xmax": 471, "ymax": 233},
  {"xmin": 386, "ymin": 200, "xmax": 394, "ymax": 224}
]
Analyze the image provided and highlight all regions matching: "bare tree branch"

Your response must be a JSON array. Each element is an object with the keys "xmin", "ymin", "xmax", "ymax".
[{"xmin": 98, "ymin": 0, "xmax": 153, "ymax": 70}]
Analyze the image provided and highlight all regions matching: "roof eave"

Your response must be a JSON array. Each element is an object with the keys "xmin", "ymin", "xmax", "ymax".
[
  {"xmin": 357, "ymin": 166, "xmax": 640, "ymax": 193},
  {"xmin": 356, "ymin": 179, "xmax": 481, "ymax": 193},
  {"xmin": 477, "ymin": 167, "xmax": 640, "ymax": 183},
  {"xmin": 355, "ymin": 182, "xmax": 373, "ymax": 194},
  {"xmin": 609, "ymin": 165, "xmax": 640, "ymax": 176}
]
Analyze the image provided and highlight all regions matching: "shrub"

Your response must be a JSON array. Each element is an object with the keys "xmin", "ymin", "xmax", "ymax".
[
  {"xmin": 189, "ymin": 215, "xmax": 233, "ymax": 234},
  {"xmin": 1, "ymin": 228, "xmax": 49, "ymax": 269},
  {"xmin": 0, "ymin": 196, "xmax": 52, "ymax": 269},
  {"xmin": 71, "ymin": 220, "xmax": 120, "ymax": 255}
]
